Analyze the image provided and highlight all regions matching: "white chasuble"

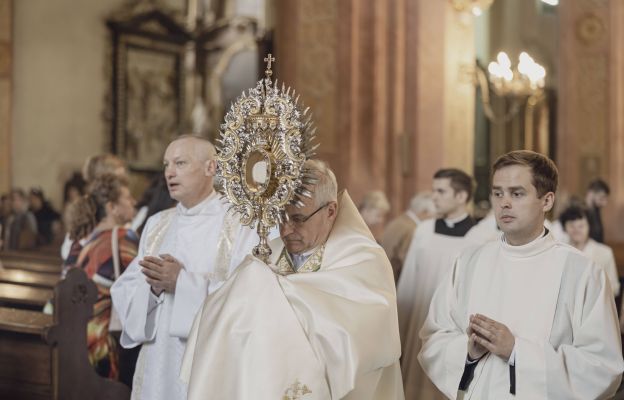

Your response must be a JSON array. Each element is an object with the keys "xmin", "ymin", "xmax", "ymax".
[
  {"xmin": 110, "ymin": 192, "xmax": 258, "ymax": 400},
  {"xmin": 465, "ymin": 212, "xmax": 501, "ymax": 244},
  {"xmin": 181, "ymin": 192, "xmax": 404, "ymax": 400},
  {"xmin": 397, "ymin": 219, "xmax": 479, "ymax": 400},
  {"xmin": 582, "ymin": 239, "xmax": 620, "ymax": 296},
  {"xmin": 418, "ymin": 231, "xmax": 624, "ymax": 400}
]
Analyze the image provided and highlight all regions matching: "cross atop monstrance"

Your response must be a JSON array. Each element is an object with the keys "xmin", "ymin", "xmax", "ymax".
[{"xmin": 264, "ymin": 53, "xmax": 275, "ymax": 77}]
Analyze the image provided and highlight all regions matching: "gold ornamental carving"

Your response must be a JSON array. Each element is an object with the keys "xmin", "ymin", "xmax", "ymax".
[
  {"xmin": 282, "ymin": 379, "xmax": 312, "ymax": 400},
  {"xmin": 217, "ymin": 54, "xmax": 318, "ymax": 262}
]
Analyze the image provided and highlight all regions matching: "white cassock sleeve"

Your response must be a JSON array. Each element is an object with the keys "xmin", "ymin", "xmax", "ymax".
[
  {"xmin": 169, "ymin": 267, "xmax": 210, "ymax": 338},
  {"xmin": 520, "ymin": 265, "xmax": 623, "ymax": 399},
  {"xmin": 111, "ymin": 216, "xmax": 164, "ymax": 348},
  {"xmin": 604, "ymin": 247, "xmax": 620, "ymax": 296},
  {"xmin": 417, "ymin": 260, "xmax": 468, "ymax": 400}
]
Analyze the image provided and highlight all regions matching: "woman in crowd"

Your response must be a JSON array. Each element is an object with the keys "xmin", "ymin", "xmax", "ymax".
[
  {"xmin": 358, "ymin": 190, "xmax": 391, "ymax": 242},
  {"xmin": 65, "ymin": 173, "xmax": 138, "ymax": 383},
  {"xmin": 61, "ymin": 154, "xmax": 127, "ymax": 261},
  {"xmin": 29, "ymin": 187, "xmax": 61, "ymax": 246}
]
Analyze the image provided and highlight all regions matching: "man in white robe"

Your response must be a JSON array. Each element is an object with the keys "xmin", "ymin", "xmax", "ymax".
[
  {"xmin": 465, "ymin": 209, "xmax": 499, "ymax": 244},
  {"xmin": 181, "ymin": 160, "xmax": 404, "ymax": 400},
  {"xmin": 381, "ymin": 191, "xmax": 435, "ymax": 282},
  {"xmin": 110, "ymin": 136, "xmax": 257, "ymax": 400},
  {"xmin": 560, "ymin": 205, "xmax": 620, "ymax": 296},
  {"xmin": 397, "ymin": 168, "xmax": 479, "ymax": 400},
  {"xmin": 419, "ymin": 150, "xmax": 624, "ymax": 399}
]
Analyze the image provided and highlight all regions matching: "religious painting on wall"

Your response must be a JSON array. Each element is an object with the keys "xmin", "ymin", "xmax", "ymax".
[{"xmin": 108, "ymin": 9, "xmax": 190, "ymax": 172}]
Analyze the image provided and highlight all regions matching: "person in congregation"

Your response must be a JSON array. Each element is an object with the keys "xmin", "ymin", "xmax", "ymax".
[
  {"xmin": 181, "ymin": 160, "xmax": 404, "ymax": 400},
  {"xmin": 381, "ymin": 191, "xmax": 435, "ymax": 282},
  {"xmin": 61, "ymin": 154, "xmax": 127, "ymax": 262},
  {"xmin": 110, "ymin": 135, "xmax": 258, "ymax": 400},
  {"xmin": 397, "ymin": 168, "xmax": 478, "ymax": 400},
  {"xmin": 560, "ymin": 205, "xmax": 620, "ymax": 296},
  {"xmin": 358, "ymin": 190, "xmax": 391, "ymax": 242},
  {"xmin": 419, "ymin": 150, "xmax": 624, "ymax": 399},
  {"xmin": 29, "ymin": 187, "xmax": 61, "ymax": 246},
  {"xmin": 3, "ymin": 188, "xmax": 38, "ymax": 250},
  {"xmin": 65, "ymin": 173, "xmax": 139, "ymax": 382},
  {"xmin": 465, "ymin": 207, "xmax": 500, "ymax": 244},
  {"xmin": 0, "ymin": 194, "xmax": 11, "ymax": 248},
  {"xmin": 63, "ymin": 171, "xmax": 87, "ymax": 207},
  {"xmin": 132, "ymin": 174, "xmax": 176, "ymax": 235},
  {"xmin": 585, "ymin": 178, "xmax": 610, "ymax": 243}
]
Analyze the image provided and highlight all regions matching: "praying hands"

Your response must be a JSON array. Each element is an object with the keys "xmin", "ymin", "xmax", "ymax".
[
  {"xmin": 140, "ymin": 254, "xmax": 183, "ymax": 295},
  {"xmin": 467, "ymin": 314, "xmax": 515, "ymax": 362}
]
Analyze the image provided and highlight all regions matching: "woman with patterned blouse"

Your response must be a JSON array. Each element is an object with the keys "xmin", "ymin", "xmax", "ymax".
[{"xmin": 65, "ymin": 173, "xmax": 138, "ymax": 381}]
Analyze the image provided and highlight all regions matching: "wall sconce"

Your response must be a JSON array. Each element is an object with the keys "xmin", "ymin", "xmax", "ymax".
[{"xmin": 449, "ymin": 0, "xmax": 495, "ymax": 16}]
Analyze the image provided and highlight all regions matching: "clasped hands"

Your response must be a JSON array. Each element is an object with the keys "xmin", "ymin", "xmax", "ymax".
[
  {"xmin": 140, "ymin": 254, "xmax": 183, "ymax": 296},
  {"xmin": 467, "ymin": 314, "xmax": 515, "ymax": 362}
]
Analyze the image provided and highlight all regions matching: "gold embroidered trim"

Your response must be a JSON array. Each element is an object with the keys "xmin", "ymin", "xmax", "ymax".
[
  {"xmin": 145, "ymin": 208, "xmax": 177, "ymax": 256},
  {"xmin": 209, "ymin": 211, "xmax": 238, "ymax": 282},
  {"xmin": 282, "ymin": 379, "xmax": 312, "ymax": 400},
  {"xmin": 273, "ymin": 245, "xmax": 324, "ymax": 276}
]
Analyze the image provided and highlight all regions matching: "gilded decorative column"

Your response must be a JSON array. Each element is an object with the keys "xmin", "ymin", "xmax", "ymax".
[{"xmin": 0, "ymin": 0, "xmax": 11, "ymax": 193}]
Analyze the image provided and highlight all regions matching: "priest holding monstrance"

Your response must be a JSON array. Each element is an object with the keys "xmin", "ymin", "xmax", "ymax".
[{"xmin": 180, "ymin": 55, "xmax": 404, "ymax": 399}]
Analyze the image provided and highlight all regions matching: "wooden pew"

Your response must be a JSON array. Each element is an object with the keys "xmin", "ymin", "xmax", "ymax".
[
  {"xmin": 0, "ymin": 269, "xmax": 59, "ymax": 289},
  {"xmin": 0, "ymin": 250, "xmax": 62, "ymax": 265},
  {"xmin": 0, "ymin": 268, "xmax": 130, "ymax": 400},
  {"xmin": 0, "ymin": 282, "xmax": 53, "ymax": 309},
  {"xmin": 0, "ymin": 250, "xmax": 62, "ymax": 275},
  {"xmin": 0, "ymin": 269, "xmax": 61, "ymax": 289},
  {"xmin": 1, "ymin": 258, "xmax": 61, "ymax": 275}
]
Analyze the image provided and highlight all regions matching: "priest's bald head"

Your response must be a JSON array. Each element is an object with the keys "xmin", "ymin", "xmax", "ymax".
[
  {"xmin": 280, "ymin": 160, "xmax": 338, "ymax": 255},
  {"xmin": 491, "ymin": 150, "xmax": 557, "ymax": 246},
  {"xmin": 163, "ymin": 135, "xmax": 217, "ymax": 209}
]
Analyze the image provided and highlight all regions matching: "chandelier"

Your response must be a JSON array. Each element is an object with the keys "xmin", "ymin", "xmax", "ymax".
[
  {"xmin": 471, "ymin": 51, "xmax": 547, "ymax": 124},
  {"xmin": 449, "ymin": 0, "xmax": 495, "ymax": 16},
  {"xmin": 487, "ymin": 52, "xmax": 546, "ymax": 96}
]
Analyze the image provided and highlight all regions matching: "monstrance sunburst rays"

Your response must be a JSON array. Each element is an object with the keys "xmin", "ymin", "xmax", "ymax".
[{"xmin": 216, "ymin": 54, "xmax": 319, "ymax": 262}]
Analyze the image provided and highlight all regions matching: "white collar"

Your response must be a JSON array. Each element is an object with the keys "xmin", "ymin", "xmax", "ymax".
[
  {"xmin": 501, "ymin": 228, "xmax": 556, "ymax": 258},
  {"xmin": 444, "ymin": 213, "xmax": 468, "ymax": 228},
  {"xmin": 177, "ymin": 191, "xmax": 218, "ymax": 216}
]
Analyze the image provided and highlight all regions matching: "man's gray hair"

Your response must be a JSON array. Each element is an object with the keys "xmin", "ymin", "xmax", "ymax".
[
  {"xmin": 409, "ymin": 192, "xmax": 436, "ymax": 215},
  {"xmin": 359, "ymin": 191, "xmax": 390, "ymax": 213},
  {"xmin": 304, "ymin": 159, "xmax": 338, "ymax": 206}
]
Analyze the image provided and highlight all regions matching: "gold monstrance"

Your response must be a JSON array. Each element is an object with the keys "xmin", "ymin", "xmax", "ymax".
[{"xmin": 216, "ymin": 54, "xmax": 318, "ymax": 262}]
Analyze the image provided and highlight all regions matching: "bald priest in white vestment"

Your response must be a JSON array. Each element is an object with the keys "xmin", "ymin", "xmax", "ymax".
[
  {"xmin": 397, "ymin": 168, "xmax": 480, "ymax": 400},
  {"xmin": 419, "ymin": 150, "xmax": 624, "ymax": 399},
  {"xmin": 181, "ymin": 160, "xmax": 404, "ymax": 400},
  {"xmin": 111, "ymin": 136, "xmax": 257, "ymax": 400}
]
